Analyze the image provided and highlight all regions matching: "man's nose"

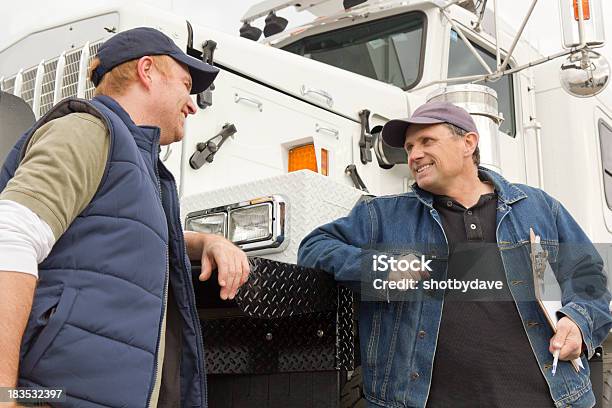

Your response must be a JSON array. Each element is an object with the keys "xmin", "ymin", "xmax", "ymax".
[
  {"xmin": 408, "ymin": 145, "xmax": 424, "ymax": 166},
  {"xmin": 187, "ymin": 98, "xmax": 197, "ymax": 115}
]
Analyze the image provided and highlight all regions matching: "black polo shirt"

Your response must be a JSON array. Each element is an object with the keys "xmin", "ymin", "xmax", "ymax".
[{"xmin": 425, "ymin": 190, "xmax": 554, "ymax": 408}]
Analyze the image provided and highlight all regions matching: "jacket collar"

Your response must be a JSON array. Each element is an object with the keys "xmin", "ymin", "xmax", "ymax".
[
  {"xmin": 93, "ymin": 95, "xmax": 160, "ymax": 153},
  {"xmin": 411, "ymin": 166, "xmax": 528, "ymax": 208}
]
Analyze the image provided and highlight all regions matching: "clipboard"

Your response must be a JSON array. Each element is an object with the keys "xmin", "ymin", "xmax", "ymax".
[{"xmin": 530, "ymin": 228, "xmax": 583, "ymax": 372}]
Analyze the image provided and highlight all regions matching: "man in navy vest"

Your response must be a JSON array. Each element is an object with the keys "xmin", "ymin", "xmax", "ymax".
[{"xmin": 0, "ymin": 27, "xmax": 249, "ymax": 407}]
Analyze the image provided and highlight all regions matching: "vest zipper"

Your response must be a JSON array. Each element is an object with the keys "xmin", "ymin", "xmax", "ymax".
[
  {"xmin": 146, "ymin": 142, "xmax": 170, "ymax": 408},
  {"xmin": 155, "ymin": 161, "xmax": 208, "ymax": 407},
  {"xmin": 177, "ymin": 221, "xmax": 208, "ymax": 407},
  {"xmin": 162, "ymin": 163, "xmax": 208, "ymax": 407}
]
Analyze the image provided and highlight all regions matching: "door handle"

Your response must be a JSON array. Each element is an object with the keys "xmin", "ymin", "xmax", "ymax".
[
  {"xmin": 300, "ymin": 85, "xmax": 334, "ymax": 108},
  {"xmin": 315, "ymin": 123, "xmax": 339, "ymax": 139},
  {"xmin": 234, "ymin": 93, "xmax": 263, "ymax": 112}
]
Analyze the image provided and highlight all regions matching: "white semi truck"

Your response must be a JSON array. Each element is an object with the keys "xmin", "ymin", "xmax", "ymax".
[{"xmin": 1, "ymin": 0, "xmax": 611, "ymax": 406}]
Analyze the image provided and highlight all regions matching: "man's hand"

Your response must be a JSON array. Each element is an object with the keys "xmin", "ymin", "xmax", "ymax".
[
  {"xmin": 185, "ymin": 232, "xmax": 250, "ymax": 300},
  {"xmin": 387, "ymin": 254, "xmax": 430, "ymax": 290},
  {"xmin": 549, "ymin": 316, "xmax": 584, "ymax": 360}
]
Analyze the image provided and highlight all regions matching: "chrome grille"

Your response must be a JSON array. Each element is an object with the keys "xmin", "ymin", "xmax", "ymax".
[
  {"xmin": 20, "ymin": 67, "xmax": 38, "ymax": 108},
  {"xmin": 84, "ymin": 42, "xmax": 103, "ymax": 99},
  {"xmin": 2, "ymin": 77, "xmax": 16, "ymax": 95},
  {"xmin": 3, "ymin": 39, "xmax": 104, "ymax": 116},
  {"xmin": 40, "ymin": 59, "xmax": 59, "ymax": 116},
  {"xmin": 61, "ymin": 49, "xmax": 82, "ymax": 99}
]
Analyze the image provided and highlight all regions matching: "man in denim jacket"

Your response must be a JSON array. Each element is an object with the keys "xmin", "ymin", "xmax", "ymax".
[{"xmin": 298, "ymin": 101, "xmax": 612, "ymax": 407}]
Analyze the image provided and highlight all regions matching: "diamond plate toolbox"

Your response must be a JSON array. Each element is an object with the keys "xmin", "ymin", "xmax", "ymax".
[
  {"xmin": 181, "ymin": 170, "xmax": 365, "ymax": 263},
  {"xmin": 196, "ymin": 258, "xmax": 356, "ymax": 374}
]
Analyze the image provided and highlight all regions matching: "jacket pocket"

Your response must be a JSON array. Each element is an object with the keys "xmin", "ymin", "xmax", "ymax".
[{"xmin": 20, "ymin": 287, "xmax": 78, "ymax": 377}]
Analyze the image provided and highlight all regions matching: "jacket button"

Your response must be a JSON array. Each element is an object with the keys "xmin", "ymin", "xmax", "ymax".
[
  {"xmin": 411, "ymin": 372, "xmax": 420, "ymax": 380},
  {"xmin": 418, "ymin": 330, "xmax": 426, "ymax": 338}
]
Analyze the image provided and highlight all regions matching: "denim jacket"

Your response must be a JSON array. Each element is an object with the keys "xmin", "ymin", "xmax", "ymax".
[{"xmin": 298, "ymin": 168, "xmax": 612, "ymax": 408}]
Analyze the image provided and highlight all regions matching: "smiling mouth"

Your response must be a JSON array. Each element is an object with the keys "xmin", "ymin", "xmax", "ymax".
[{"xmin": 415, "ymin": 163, "xmax": 434, "ymax": 174}]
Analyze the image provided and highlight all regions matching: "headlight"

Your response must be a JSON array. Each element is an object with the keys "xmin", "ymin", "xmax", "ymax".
[
  {"xmin": 185, "ymin": 213, "xmax": 226, "ymax": 236},
  {"xmin": 185, "ymin": 195, "xmax": 286, "ymax": 253},
  {"xmin": 229, "ymin": 203, "xmax": 272, "ymax": 244}
]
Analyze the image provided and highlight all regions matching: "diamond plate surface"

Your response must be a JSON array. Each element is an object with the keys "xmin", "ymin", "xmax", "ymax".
[
  {"xmin": 236, "ymin": 257, "xmax": 337, "ymax": 319},
  {"xmin": 203, "ymin": 312, "xmax": 337, "ymax": 374},
  {"xmin": 198, "ymin": 258, "xmax": 356, "ymax": 374},
  {"xmin": 181, "ymin": 170, "xmax": 364, "ymax": 264},
  {"xmin": 335, "ymin": 286, "xmax": 356, "ymax": 370}
]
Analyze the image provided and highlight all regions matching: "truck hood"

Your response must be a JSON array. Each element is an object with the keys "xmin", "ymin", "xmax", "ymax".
[{"xmin": 190, "ymin": 22, "xmax": 410, "ymax": 123}]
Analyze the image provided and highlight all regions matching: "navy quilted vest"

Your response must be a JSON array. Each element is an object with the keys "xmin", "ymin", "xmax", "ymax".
[{"xmin": 0, "ymin": 96, "xmax": 207, "ymax": 407}]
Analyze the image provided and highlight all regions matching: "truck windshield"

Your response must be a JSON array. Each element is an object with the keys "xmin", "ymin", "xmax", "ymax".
[
  {"xmin": 448, "ymin": 31, "xmax": 516, "ymax": 136},
  {"xmin": 282, "ymin": 12, "xmax": 425, "ymax": 90}
]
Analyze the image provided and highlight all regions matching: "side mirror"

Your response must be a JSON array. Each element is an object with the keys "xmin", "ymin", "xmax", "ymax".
[
  {"xmin": 240, "ymin": 22, "xmax": 262, "ymax": 41},
  {"xmin": 372, "ymin": 125, "xmax": 408, "ymax": 169},
  {"xmin": 560, "ymin": 50, "xmax": 610, "ymax": 97},
  {"xmin": 557, "ymin": 0, "xmax": 609, "ymax": 97},
  {"xmin": 263, "ymin": 12, "xmax": 288, "ymax": 38}
]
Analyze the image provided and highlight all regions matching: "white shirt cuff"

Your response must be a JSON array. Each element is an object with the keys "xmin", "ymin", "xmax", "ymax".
[{"xmin": 0, "ymin": 199, "xmax": 55, "ymax": 278}]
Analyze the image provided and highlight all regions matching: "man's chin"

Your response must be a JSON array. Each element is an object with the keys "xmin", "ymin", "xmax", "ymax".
[
  {"xmin": 160, "ymin": 135, "xmax": 181, "ymax": 146},
  {"xmin": 414, "ymin": 176, "xmax": 435, "ymax": 191},
  {"xmin": 167, "ymin": 130, "xmax": 184, "ymax": 144},
  {"xmin": 175, "ymin": 126, "xmax": 185, "ymax": 142}
]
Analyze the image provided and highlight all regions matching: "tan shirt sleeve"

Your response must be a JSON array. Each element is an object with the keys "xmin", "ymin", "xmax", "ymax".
[{"xmin": 0, "ymin": 112, "xmax": 109, "ymax": 240}]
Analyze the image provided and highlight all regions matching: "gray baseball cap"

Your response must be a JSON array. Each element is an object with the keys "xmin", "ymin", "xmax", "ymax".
[{"xmin": 381, "ymin": 101, "xmax": 478, "ymax": 148}]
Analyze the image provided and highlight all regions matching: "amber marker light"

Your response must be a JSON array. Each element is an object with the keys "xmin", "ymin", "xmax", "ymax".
[
  {"xmin": 573, "ymin": 0, "xmax": 591, "ymax": 20},
  {"xmin": 321, "ymin": 148, "xmax": 329, "ymax": 176},
  {"xmin": 288, "ymin": 143, "xmax": 318, "ymax": 173}
]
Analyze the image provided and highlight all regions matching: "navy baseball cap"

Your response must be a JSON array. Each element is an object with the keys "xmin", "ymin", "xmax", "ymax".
[
  {"xmin": 381, "ymin": 101, "xmax": 478, "ymax": 148},
  {"xmin": 91, "ymin": 27, "xmax": 219, "ymax": 94}
]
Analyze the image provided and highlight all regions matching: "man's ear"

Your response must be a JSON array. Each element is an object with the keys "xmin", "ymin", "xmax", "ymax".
[
  {"xmin": 136, "ymin": 56, "xmax": 154, "ymax": 91},
  {"xmin": 464, "ymin": 132, "xmax": 479, "ymax": 158}
]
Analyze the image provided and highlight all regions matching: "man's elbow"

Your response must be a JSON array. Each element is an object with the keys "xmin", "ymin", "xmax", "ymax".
[
  {"xmin": 297, "ymin": 229, "xmax": 326, "ymax": 268},
  {"xmin": 297, "ymin": 237, "xmax": 314, "ymax": 268}
]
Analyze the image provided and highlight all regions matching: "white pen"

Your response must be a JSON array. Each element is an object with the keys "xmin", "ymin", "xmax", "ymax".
[{"xmin": 552, "ymin": 349, "xmax": 560, "ymax": 376}]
